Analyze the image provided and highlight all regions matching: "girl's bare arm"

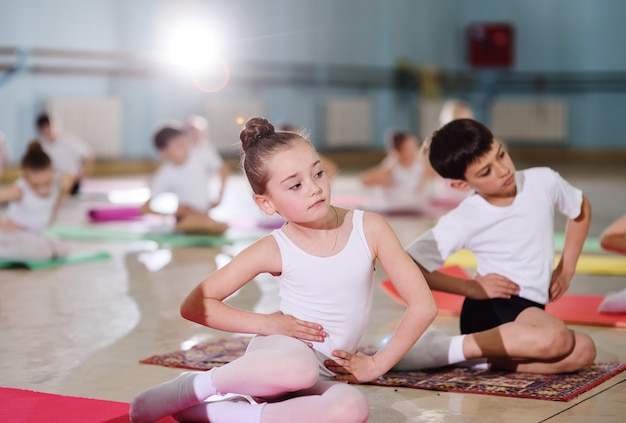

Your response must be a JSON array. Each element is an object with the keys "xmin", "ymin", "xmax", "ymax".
[
  {"xmin": 0, "ymin": 184, "xmax": 21, "ymax": 204},
  {"xmin": 180, "ymin": 235, "xmax": 325, "ymax": 341}
]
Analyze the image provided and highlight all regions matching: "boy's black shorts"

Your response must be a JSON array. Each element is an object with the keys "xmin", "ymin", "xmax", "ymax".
[{"xmin": 460, "ymin": 295, "xmax": 545, "ymax": 334}]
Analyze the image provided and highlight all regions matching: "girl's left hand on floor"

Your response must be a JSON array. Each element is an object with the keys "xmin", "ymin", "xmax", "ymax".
[{"xmin": 324, "ymin": 350, "xmax": 380, "ymax": 383}]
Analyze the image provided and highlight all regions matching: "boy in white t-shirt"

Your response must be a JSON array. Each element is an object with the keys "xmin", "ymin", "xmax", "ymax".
[
  {"xmin": 142, "ymin": 125, "xmax": 228, "ymax": 235},
  {"xmin": 36, "ymin": 113, "xmax": 94, "ymax": 195},
  {"xmin": 402, "ymin": 118, "xmax": 596, "ymax": 374}
]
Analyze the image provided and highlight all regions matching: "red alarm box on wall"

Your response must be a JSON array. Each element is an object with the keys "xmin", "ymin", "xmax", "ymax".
[{"xmin": 467, "ymin": 23, "xmax": 515, "ymax": 67}]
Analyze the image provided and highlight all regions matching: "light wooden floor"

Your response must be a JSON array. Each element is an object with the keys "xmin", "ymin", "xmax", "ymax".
[{"xmin": 1, "ymin": 162, "xmax": 625, "ymax": 422}]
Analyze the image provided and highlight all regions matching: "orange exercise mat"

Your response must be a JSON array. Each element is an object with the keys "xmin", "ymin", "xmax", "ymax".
[{"xmin": 379, "ymin": 265, "xmax": 626, "ymax": 328}]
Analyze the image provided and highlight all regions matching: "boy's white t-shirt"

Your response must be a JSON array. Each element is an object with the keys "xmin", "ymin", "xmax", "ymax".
[
  {"xmin": 39, "ymin": 134, "xmax": 91, "ymax": 176},
  {"xmin": 150, "ymin": 152, "xmax": 215, "ymax": 212},
  {"xmin": 406, "ymin": 167, "xmax": 583, "ymax": 305},
  {"xmin": 193, "ymin": 140, "xmax": 224, "ymax": 170}
]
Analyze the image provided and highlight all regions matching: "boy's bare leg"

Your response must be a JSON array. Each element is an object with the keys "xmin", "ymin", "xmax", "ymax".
[
  {"xmin": 489, "ymin": 330, "xmax": 596, "ymax": 374},
  {"xmin": 462, "ymin": 307, "xmax": 596, "ymax": 374},
  {"xmin": 175, "ymin": 211, "xmax": 228, "ymax": 235}
]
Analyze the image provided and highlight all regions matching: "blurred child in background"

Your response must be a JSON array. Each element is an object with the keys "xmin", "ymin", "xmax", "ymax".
[
  {"xmin": 185, "ymin": 115, "xmax": 230, "ymax": 208},
  {"xmin": 422, "ymin": 99, "xmax": 476, "ymax": 206},
  {"xmin": 438, "ymin": 99, "xmax": 475, "ymax": 127},
  {"xmin": 597, "ymin": 213, "xmax": 626, "ymax": 313},
  {"xmin": 360, "ymin": 130, "xmax": 431, "ymax": 212},
  {"xmin": 0, "ymin": 142, "xmax": 73, "ymax": 260},
  {"xmin": 36, "ymin": 113, "xmax": 94, "ymax": 195},
  {"xmin": 142, "ymin": 124, "xmax": 228, "ymax": 235}
]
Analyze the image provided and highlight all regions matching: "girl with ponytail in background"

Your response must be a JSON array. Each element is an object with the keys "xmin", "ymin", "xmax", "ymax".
[{"xmin": 0, "ymin": 141, "xmax": 73, "ymax": 260}]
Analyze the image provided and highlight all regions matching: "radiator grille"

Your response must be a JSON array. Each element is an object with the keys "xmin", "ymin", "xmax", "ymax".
[
  {"xmin": 325, "ymin": 97, "xmax": 373, "ymax": 148},
  {"xmin": 46, "ymin": 97, "xmax": 122, "ymax": 157},
  {"xmin": 490, "ymin": 100, "xmax": 567, "ymax": 143}
]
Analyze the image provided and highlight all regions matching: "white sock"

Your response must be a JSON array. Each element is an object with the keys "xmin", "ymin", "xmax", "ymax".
[
  {"xmin": 448, "ymin": 335, "xmax": 467, "ymax": 364},
  {"xmin": 393, "ymin": 329, "xmax": 459, "ymax": 371},
  {"xmin": 130, "ymin": 369, "xmax": 221, "ymax": 423},
  {"xmin": 173, "ymin": 398, "xmax": 266, "ymax": 423},
  {"xmin": 598, "ymin": 288, "xmax": 626, "ymax": 314}
]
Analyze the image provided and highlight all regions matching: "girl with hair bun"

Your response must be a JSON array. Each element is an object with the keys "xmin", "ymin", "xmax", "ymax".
[
  {"xmin": 130, "ymin": 117, "xmax": 436, "ymax": 423},
  {"xmin": 0, "ymin": 141, "xmax": 74, "ymax": 260}
]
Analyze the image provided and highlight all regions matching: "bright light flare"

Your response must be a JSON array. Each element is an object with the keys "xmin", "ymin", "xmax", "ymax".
[{"xmin": 165, "ymin": 24, "xmax": 221, "ymax": 72}]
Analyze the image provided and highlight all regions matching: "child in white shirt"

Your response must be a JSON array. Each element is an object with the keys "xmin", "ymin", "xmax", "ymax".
[
  {"xmin": 36, "ymin": 113, "xmax": 94, "ymax": 195},
  {"xmin": 142, "ymin": 125, "xmax": 228, "ymax": 235},
  {"xmin": 184, "ymin": 115, "xmax": 229, "ymax": 208},
  {"xmin": 0, "ymin": 142, "xmax": 73, "ymax": 260},
  {"xmin": 399, "ymin": 118, "xmax": 596, "ymax": 374}
]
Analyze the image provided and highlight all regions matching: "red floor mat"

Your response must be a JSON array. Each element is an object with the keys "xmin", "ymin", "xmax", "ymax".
[
  {"xmin": 0, "ymin": 387, "xmax": 175, "ymax": 423},
  {"xmin": 380, "ymin": 265, "xmax": 626, "ymax": 327}
]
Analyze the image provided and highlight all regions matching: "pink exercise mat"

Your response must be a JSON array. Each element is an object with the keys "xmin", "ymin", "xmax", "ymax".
[{"xmin": 88, "ymin": 206, "xmax": 142, "ymax": 222}]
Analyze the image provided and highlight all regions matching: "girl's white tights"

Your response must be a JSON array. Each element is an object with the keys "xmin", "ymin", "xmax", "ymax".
[
  {"xmin": 130, "ymin": 369, "xmax": 221, "ymax": 423},
  {"xmin": 0, "ymin": 230, "xmax": 69, "ymax": 261},
  {"xmin": 172, "ymin": 379, "xmax": 368, "ymax": 423},
  {"xmin": 130, "ymin": 335, "xmax": 369, "ymax": 423}
]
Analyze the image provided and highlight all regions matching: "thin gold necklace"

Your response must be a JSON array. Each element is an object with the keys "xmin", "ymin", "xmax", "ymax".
[{"xmin": 284, "ymin": 206, "xmax": 340, "ymax": 256}]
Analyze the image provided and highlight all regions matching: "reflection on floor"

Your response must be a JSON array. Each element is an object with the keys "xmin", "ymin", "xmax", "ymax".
[{"xmin": 1, "ymin": 164, "xmax": 625, "ymax": 423}]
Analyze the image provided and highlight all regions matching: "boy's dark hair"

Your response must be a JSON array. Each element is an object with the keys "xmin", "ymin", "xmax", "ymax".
[
  {"xmin": 428, "ymin": 119, "xmax": 494, "ymax": 180},
  {"xmin": 36, "ymin": 113, "xmax": 51, "ymax": 130},
  {"xmin": 153, "ymin": 126, "xmax": 183, "ymax": 150}
]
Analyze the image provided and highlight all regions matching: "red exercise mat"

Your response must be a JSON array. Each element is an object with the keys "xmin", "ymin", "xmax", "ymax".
[
  {"xmin": 0, "ymin": 387, "xmax": 176, "ymax": 423},
  {"xmin": 379, "ymin": 265, "xmax": 469, "ymax": 307},
  {"xmin": 379, "ymin": 266, "xmax": 626, "ymax": 328}
]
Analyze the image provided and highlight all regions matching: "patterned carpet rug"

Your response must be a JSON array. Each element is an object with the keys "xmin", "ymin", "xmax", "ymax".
[{"xmin": 140, "ymin": 337, "xmax": 626, "ymax": 402}]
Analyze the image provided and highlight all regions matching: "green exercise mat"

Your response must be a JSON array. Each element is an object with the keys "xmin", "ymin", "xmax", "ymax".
[
  {"xmin": 0, "ymin": 251, "xmax": 112, "ymax": 270},
  {"xmin": 143, "ymin": 233, "xmax": 234, "ymax": 247},
  {"xmin": 554, "ymin": 233, "xmax": 604, "ymax": 254},
  {"xmin": 46, "ymin": 224, "xmax": 144, "ymax": 241},
  {"xmin": 46, "ymin": 224, "xmax": 258, "ymax": 247}
]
